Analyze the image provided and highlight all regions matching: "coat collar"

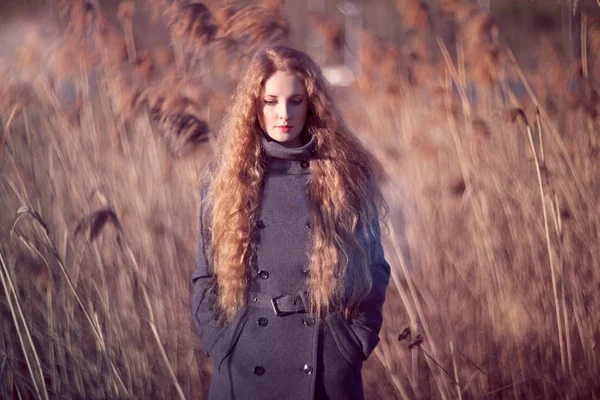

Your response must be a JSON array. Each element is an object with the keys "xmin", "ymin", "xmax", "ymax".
[
  {"xmin": 261, "ymin": 134, "xmax": 317, "ymax": 175},
  {"xmin": 261, "ymin": 134, "xmax": 317, "ymax": 161}
]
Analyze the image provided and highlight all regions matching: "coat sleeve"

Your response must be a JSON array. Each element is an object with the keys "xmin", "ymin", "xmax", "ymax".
[
  {"xmin": 349, "ymin": 218, "xmax": 391, "ymax": 360},
  {"xmin": 190, "ymin": 185, "xmax": 221, "ymax": 356}
]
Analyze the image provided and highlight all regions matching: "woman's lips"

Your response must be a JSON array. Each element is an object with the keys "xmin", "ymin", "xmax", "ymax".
[{"xmin": 277, "ymin": 126, "xmax": 292, "ymax": 133}]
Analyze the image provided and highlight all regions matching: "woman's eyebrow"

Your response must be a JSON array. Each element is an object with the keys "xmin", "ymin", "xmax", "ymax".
[{"xmin": 263, "ymin": 93, "xmax": 305, "ymax": 98}]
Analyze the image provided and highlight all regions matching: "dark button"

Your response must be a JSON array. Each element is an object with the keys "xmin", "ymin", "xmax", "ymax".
[
  {"xmin": 305, "ymin": 220, "xmax": 310, "ymax": 229},
  {"xmin": 253, "ymin": 297, "xmax": 259, "ymax": 302},
  {"xmin": 253, "ymin": 366, "xmax": 265, "ymax": 376},
  {"xmin": 257, "ymin": 317, "xmax": 268, "ymax": 327},
  {"xmin": 302, "ymin": 364, "xmax": 313, "ymax": 375},
  {"xmin": 258, "ymin": 270, "xmax": 269, "ymax": 280},
  {"xmin": 300, "ymin": 159, "xmax": 310, "ymax": 169},
  {"xmin": 256, "ymin": 220, "xmax": 265, "ymax": 229},
  {"xmin": 304, "ymin": 317, "xmax": 316, "ymax": 326},
  {"xmin": 303, "ymin": 269, "xmax": 310, "ymax": 277}
]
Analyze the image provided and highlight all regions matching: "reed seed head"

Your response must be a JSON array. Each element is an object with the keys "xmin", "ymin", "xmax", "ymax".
[
  {"xmin": 117, "ymin": 1, "xmax": 136, "ymax": 27},
  {"xmin": 504, "ymin": 107, "xmax": 528, "ymax": 126}
]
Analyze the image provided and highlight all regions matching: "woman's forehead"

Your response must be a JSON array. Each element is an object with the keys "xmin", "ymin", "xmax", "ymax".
[{"xmin": 262, "ymin": 71, "xmax": 306, "ymax": 96}]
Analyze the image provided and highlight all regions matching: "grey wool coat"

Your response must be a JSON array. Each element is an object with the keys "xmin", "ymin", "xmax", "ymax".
[{"xmin": 191, "ymin": 134, "xmax": 391, "ymax": 400}]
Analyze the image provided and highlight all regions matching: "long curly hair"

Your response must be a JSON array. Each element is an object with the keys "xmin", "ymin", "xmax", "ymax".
[{"xmin": 205, "ymin": 45, "xmax": 386, "ymax": 321}]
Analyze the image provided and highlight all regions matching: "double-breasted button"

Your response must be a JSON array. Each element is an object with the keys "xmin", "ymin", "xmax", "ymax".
[
  {"xmin": 303, "ymin": 317, "xmax": 316, "ymax": 326},
  {"xmin": 300, "ymin": 159, "xmax": 310, "ymax": 169},
  {"xmin": 302, "ymin": 269, "xmax": 310, "ymax": 277},
  {"xmin": 257, "ymin": 317, "xmax": 268, "ymax": 327},
  {"xmin": 253, "ymin": 366, "xmax": 265, "ymax": 376},
  {"xmin": 258, "ymin": 270, "xmax": 269, "ymax": 280},
  {"xmin": 302, "ymin": 364, "xmax": 313, "ymax": 375},
  {"xmin": 256, "ymin": 220, "xmax": 265, "ymax": 229},
  {"xmin": 305, "ymin": 220, "xmax": 311, "ymax": 229}
]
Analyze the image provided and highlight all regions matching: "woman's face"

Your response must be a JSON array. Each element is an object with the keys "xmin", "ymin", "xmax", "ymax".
[{"xmin": 258, "ymin": 70, "xmax": 308, "ymax": 148}]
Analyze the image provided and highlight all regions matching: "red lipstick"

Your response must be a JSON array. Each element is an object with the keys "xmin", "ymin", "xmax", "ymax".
[{"xmin": 277, "ymin": 125, "xmax": 292, "ymax": 133}]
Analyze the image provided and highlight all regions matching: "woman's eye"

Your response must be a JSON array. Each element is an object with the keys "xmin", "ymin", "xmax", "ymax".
[
  {"xmin": 264, "ymin": 100, "xmax": 277, "ymax": 106},
  {"xmin": 290, "ymin": 99, "xmax": 302, "ymax": 105}
]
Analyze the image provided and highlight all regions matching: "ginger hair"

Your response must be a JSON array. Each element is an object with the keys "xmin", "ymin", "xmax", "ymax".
[{"xmin": 205, "ymin": 45, "xmax": 386, "ymax": 321}]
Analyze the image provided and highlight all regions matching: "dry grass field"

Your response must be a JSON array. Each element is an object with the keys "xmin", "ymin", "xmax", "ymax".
[{"xmin": 1, "ymin": 0, "xmax": 599, "ymax": 398}]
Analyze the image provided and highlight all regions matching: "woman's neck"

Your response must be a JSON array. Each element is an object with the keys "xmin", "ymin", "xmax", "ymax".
[{"xmin": 279, "ymin": 135, "xmax": 304, "ymax": 149}]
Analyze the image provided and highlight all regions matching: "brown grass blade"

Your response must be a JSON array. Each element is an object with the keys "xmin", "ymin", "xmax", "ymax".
[
  {"xmin": 10, "ymin": 206, "xmax": 132, "ymax": 399},
  {"xmin": 0, "ymin": 251, "xmax": 49, "ymax": 400},
  {"xmin": 73, "ymin": 204, "xmax": 187, "ymax": 400}
]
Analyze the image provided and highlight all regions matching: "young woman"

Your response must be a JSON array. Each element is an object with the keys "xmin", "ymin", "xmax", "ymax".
[{"xmin": 191, "ymin": 45, "xmax": 390, "ymax": 400}]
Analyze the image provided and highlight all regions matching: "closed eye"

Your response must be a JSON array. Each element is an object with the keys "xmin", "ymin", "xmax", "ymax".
[{"xmin": 263, "ymin": 98, "xmax": 304, "ymax": 106}]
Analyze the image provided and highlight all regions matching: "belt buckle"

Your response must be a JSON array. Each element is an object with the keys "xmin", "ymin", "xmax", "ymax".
[
  {"xmin": 270, "ymin": 295, "xmax": 284, "ymax": 316},
  {"xmin": 270, "ymin": 293, "xmax": 307, "ymax": 316}
]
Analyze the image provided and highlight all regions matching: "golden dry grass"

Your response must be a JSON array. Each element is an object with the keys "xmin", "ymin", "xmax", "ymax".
[{"xmin": 1, "ymin": 1, "xmax": 599, "ymax": 399}]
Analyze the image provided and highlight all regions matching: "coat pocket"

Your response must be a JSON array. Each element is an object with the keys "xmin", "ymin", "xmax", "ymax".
[
  {"xmin": 206, "ymin": 311, "xmax": 248, "ymax": 372},
  {"xmin": 325, "ymin": 312, "xmax": 365, "ymax": 366}
]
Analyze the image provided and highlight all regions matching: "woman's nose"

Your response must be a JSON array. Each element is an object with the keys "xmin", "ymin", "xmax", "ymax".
[{"xmin": 278, "ymin": 103, "xmax": 291, "ymax": 120}]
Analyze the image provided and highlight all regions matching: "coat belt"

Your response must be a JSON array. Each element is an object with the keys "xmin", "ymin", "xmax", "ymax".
[{"xmin": 248, "ymin": 290, "xmax": 309, "ymax": 316}]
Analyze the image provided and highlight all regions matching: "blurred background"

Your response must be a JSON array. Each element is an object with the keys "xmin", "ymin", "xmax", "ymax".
[{"xmin": 1, "ymin": 0, "xmax": 600, "ymax": 399}]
